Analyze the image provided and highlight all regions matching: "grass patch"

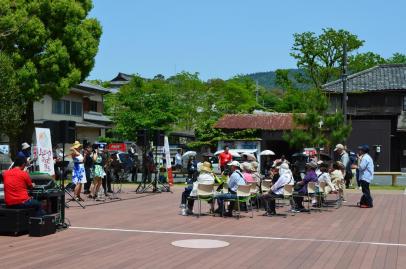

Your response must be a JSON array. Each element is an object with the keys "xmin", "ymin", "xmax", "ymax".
[{"xmin": 370, "ymin": 185, "xmax": 405, "ymax": 191}]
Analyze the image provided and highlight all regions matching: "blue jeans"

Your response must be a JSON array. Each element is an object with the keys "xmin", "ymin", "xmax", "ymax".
[
  {"xmin": 216, "ymin": 193, "xmax": 237, "ymax": 213},
  {"xmin": 181, "ymin": 185, "xmax": 193, "ymax": 204},
  {"xmin": 8, "ymin": 199, "xmax": 45, "ymax": 217}
]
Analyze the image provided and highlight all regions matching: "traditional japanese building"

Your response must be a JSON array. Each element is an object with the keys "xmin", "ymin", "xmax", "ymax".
[{"xmin": 323, "ymin": 64, "xmax": 406, "ymax": 171}]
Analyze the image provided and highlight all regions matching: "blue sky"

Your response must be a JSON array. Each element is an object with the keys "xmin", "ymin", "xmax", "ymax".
[{"xmin": 88, "ymin": 0, "xmax": 406, "ymax": 81}]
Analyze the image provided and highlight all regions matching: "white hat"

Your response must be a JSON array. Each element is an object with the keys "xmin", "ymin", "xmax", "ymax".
[
  {"xmin": 21, "ymin": 142, "xmax": 30, "ymax": 150},
  {"xmin": 228, "ymin": 161, "xmax": 241, "ymax": 169},
  {"xmin": 334, "ymin": 144, "xmax": 345, "ymax": 151}
]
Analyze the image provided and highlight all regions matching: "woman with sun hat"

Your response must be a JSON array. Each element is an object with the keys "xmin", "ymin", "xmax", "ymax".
[{"xmin": 70, "ymin": 141, "xmax": 87, "ymax": 201}]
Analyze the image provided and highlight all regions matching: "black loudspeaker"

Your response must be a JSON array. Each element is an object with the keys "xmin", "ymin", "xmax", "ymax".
[
  {"xmin": 29, "ymin": 215, "xmax": 56, "ymax": 237},
  {"xmin": 43, "ymin": 121, "xmax": 61, "ymax": 144},
  {"xmin": 0, "ymin": 207, "xmax": 36, "ymax": 235},
  {"xmin": 59, "ymin": 120, "xmax": 76, "ymax": 143},
  {"xmin": 155, "ymin": 131, "xmax": 165, "ymax": 147},
  {"xmin": 137, "ymin": 129, "xmax": 148, "ymax": 146},
  {"xmin": 42, "ymin": 120, "xmax": 76, "ymax": 144}
]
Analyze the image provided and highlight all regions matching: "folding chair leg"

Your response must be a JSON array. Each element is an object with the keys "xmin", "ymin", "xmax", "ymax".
[
  {"xmin": 198, "ymin": 200, "xmax": 201, "ymax": 218},
  {"xmin": 237, "ymin": 200, "xmax": 240, "ymax": 219}
]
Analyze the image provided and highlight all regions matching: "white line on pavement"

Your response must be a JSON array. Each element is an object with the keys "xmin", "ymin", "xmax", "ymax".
[{"xmin": 70, "ymin": 226, "xmax": 406, "ymax": 247}]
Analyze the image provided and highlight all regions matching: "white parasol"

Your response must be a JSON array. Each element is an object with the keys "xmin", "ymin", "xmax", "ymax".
[
  {"xmin": 242, "ymin": 152, "xmax": 257, "ymax": 161},
  {"xmin": 182, "ymin": 151, "xmax": 197, "ymax": 159},
  {"xmin": 260, "ymin": 150, "xmax": 276, "ymax": 156}
]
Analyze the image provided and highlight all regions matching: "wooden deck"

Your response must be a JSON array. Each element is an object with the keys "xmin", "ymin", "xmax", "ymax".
[{"xmin": 1, "ymin": 185, "xmax": 406, "ymax": 269}]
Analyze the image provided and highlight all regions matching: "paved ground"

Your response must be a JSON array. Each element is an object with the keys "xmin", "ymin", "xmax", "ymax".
[{"xmin": 1, "ymin": 185, "xmax": 405, "ymax": 269}]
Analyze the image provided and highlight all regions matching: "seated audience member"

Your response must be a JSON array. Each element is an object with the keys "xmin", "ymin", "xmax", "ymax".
[
  {"xmin": 317, "ymin": 162, "xmax": 336, "ymax": 205},
  {"xmin": 292, "ymin": 162, "xmax": 318, "ymax": 212},
  {"xmin": 318, "ymin": 163, "xmax": 336, "ymax": 192},
  {"xmin": 241, "ymin": 162, "xmax": 256, "ymax": 184},
  {"xmin": 251, "ymin": 161, "xmax": 261, "ymax": 185},
  {"xmin": 260, "ymin": 163, "xmax": 294, "ymax": 216},
  {"xmin": 215, "ymin": 161, "xmax": 245, "ymax": 217},
  {"xmin": 3, "ymin": 157, "xmax": 45, "ymax": 217},
  {"xmin": 330, "ymin": 161, "xmax": 345, "ymax": 201},
  {"xmin": 270, "ymin": 162, "xmax": 282, "ymax": 184},
  {"xmin": 180, "ymin": 162, "xmax": 215, "ymax": 216}
]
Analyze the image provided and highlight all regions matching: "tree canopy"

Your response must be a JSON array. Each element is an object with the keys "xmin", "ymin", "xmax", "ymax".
[
  {"xmin": 106, "ymin": 73, "xmax": 260, "ymax": 144},
  {"xmin": 291, "ymin": 28, "xmax": 364, "ymax": 88},
  {"xmin": 0, "ymin": 0, "xmax": 101, "ymax": 153}
]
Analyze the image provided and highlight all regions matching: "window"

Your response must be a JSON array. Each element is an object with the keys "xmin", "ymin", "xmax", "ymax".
[
  {"xmin": 52, "ymin": 99, "xmax": 82, "ymax": 116},
  {"xmin": 89, "ymin": 100, "xmax": 98, "ymax": 112},
  {"xmin": 71, "ymin": 101, "xmax": 83, "ymax": 116},
  {"xmin": 52, "ymin": 100, "xmax": 70, "ymax": 115}
]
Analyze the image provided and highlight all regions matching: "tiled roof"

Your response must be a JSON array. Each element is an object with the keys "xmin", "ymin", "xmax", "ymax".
[
  {"xmin": 83, "ymin": 112, "xmax": 112, "ymax": 123},
  {"xmin": 323, "ymin": 64, "xmax": 406, "ymax": 93},
  {"xmin": 214, "ymin": 113, "xmax": 295, "ymax": 130},
  {"xmin": 78, "ymin": 82, "xmax": 110, "ymax": 94},
  {"xmin": 111, "ymin": 72, "xmax": 134, "ymax": 82}
]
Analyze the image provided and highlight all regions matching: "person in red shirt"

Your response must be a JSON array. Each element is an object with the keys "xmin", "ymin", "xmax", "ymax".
[
  {"xmin": 3, "ymin": 157, "xmax": 44, "ymax": 216},
  {"xmin": 218, "ymin": 146, "xmax": 233, "ymax": 172}
]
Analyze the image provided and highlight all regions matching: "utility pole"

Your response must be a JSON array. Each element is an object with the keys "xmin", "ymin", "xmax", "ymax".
[
  {"xmin": 255, "ymin": 80, "xmax": 259, "ymax": 103},
  {"xmin": 342, "ymin": 43, "xmax": 348, "ymax": 125}
]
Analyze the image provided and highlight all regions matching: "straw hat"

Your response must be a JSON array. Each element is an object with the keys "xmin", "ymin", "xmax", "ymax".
[
  {"xmin": 200, "ymin": 161, "xmax": 212, "ymax": 173},
  {"xmin": 71, "ymin": 141, "xmax": 82, "ymax": 149}
]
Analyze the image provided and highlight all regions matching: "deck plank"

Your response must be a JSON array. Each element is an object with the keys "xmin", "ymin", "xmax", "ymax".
[{"xmin": 0, "ymin": 186, "xmax": 405, "ymax": 269}]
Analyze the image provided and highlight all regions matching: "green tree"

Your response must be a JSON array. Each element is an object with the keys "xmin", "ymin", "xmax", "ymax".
[
  {"xmin": 167, "ymin": 72, "xmax": 205, "ymax": 132},
  {"xmin": 291, "ymin": 28, "xmax": 364, "ymax": 88},
  {"xmin": 0, "ymin": 53, "xmax": 25, "ymax": 141},
  {"xmin": 283, "ymin": 89, "xmax": 351, "ymax": 149},
  {"xmin": 348, "ymin": 52, "xmax": 386, "ymax": 73},
  {"xmin": 192, "ymin": 76, "xmax": 259, "ymax": 146},
  {"xmin": 386, "ymin": 53, "xmax": 406, "ymax": 64},
  {"xmin": 106, "ymin": 76, "xmax": 180, "ymax": 141},
  {"xmin": 0, "ymin": 0, "xmax": 101, "ymax": 155}
]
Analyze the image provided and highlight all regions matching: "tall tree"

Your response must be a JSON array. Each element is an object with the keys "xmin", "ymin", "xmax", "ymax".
[
  {"xmin": 386, "ymin": 53, "xmax": 406, "ymax": 64},
  {"xmin": 291, "ymin": 28, "xmax": 364, "ymax": 88},
  {"xmin": 106, "ymin": 76, "xmax": 180, "ymax": 141},
  {"xmin": 348, "ymin": 52, "xmax": 386, "ymax": 73},
  {"xmin": 0, "ymin": 0, "xmax": 101, "ymax": 155},
  {"xmin": 283, "ymin": 89, "xmax": 351, "ymax": 149},
  {"xmin": 0, "ymin": 52, "xmax": 25, "ymax": 141},
  {"xmin": 167, "ymin": 72, "xmax": 205, "ymax": 132}
]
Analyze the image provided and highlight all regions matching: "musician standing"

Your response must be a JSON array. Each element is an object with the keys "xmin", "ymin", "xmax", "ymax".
[
  {"xmin": 3, "ymin": 157, "xmax": 44, "ymax": 216},
  {"xmin": 70, "ymin": 141, "xmax": 87, "ymax": 201}
]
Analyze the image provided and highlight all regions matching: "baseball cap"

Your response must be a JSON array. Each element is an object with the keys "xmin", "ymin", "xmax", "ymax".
[
  {"xmin": 228, "ymin": 161, "xmax": 241, "ymax": 169},
  {"xmin": 334, "ymin": 144, "xmax": 345, "ymax": 151}
]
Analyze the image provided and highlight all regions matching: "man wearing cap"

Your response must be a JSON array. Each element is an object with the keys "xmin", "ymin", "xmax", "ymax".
[
  {"xmin": 334, "ymin": 144, "xmax": 352, "ymax": 188},
  {"xmin": 357, "ymin": 145, "xmax": 374, "ymax": 208},
  {"xmin": 16, "ymin": 142, "xmax": 32, "ymax": 163},
  {"xmin": 215, "ymin": 161, "xmax": 245, "ymax": 217}
]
